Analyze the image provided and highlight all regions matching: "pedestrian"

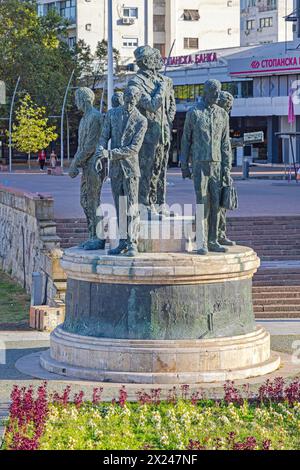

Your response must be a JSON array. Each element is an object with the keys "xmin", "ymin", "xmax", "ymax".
[
  {"xmin": 38, "ymin": 149, "xmax": 46, "ymax": 171},
  {"xmin": 50, "ymin": 150, "xmax": 57, "ymax": 169}
]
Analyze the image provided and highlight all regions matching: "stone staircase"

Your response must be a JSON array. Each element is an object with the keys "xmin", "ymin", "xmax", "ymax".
[
  {"xmin": 226, "ymin": 216, "xmax": 300, "ymax": 261},
  {"xmin": 55, "ymin": 216, "xmax": 300, "ymax": 319}
]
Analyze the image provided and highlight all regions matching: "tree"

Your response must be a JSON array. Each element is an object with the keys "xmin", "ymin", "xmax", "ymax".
[
  {"xmin": 11, "ymin": 94, "xmax": 58, "ymax": 168},
  {"xmin": 0, "ymin": 0, "xmax": 77, "ymax": 116}
]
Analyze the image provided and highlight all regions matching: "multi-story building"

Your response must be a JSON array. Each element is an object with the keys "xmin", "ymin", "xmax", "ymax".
[
  {"xmin": 37, "ymin": 0, "xmax": 154, "ymax": 65},
  {"xmin": 153, "ymin": 0, "xmax": 241, "ymax": 58},
  {"xmin": 240, "ymin": 0, "xmax": 293, "ymax": 46},
  {"xmin": 37, "ymin": 1, "xmax": 242, "ymax": 65}
]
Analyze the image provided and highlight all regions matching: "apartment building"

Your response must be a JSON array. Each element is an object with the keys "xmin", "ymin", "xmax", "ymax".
[
  {"xmin": 37, "ymin": 1, "xmax": 242, "ymax": 64},
  {"xmin": 37, "ymin": 0, "xmax": 153, "ymax": 64},
  {"xmin": 153, "ymin": 1, "xmax": 240, "ymax": 57},
  {"xmin": 240, "ymin": 0, "xmax": 293, "ymax": 46}
]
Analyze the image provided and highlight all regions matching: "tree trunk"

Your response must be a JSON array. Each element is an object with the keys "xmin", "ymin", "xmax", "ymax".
[{"xmin": 28, "ymin": 152, "xmax": 31, "ymax": 169}]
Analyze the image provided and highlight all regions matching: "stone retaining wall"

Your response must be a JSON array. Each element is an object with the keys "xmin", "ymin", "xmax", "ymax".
[{"xmin": 0, "ymin": 184, "xmax": 66, "ymax": 306}]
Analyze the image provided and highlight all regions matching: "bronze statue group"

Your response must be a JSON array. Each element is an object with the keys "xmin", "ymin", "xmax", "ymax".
[{"xmin": 69, "ymin": 45, "xmax": 237, "ymax": 257}]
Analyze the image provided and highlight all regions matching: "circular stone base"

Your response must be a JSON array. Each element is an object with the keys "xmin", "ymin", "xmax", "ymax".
[{"xmin": 40, "ymin": 326, "xmax": 280, "ymax": 384}]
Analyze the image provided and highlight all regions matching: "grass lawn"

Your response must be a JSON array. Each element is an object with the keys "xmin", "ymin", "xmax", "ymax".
[{"xmin": 0, "ymin": 270, "xmax": 30, "ymax": 325}]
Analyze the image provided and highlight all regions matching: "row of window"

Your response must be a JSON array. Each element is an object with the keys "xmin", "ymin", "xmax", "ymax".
[
  {"xmin": 174, "ymin": 81, "xmax": 254, "ymax": 102},
  {"xmin": 246, "ymin": 16, "xmax": 274, "ymax": 31},
  {"xmin": 38, "ymin": 1, "xmax": 76, "ymax": 22},
  {"xmin": 174, "ymin": 75, "xmax": 300, "ymax": 103},
  {"xmin": 241, "ymin": 0, "xmax": 277, "ymax": 8}
]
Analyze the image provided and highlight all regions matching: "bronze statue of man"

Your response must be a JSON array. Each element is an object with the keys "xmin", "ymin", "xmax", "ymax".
[
  {"xmin": 95, "ymin": 86, "xmax": 147, "ymax": 257},
  {"xmin": 181, "ymin": 79, "xmax": 232, "ymax": 255},
  {"xmin": 69, "ymin": 87, "xmax": 106, "ymax": 250},
  {"xmin": 150, "ymin": 49, "xmax": 176, "ymax": 216},
  {"xmin": 217, "ymin": 91, "xmax": 236, "ymax": 247},
  {"xmin": 111, "ymin": 91, "xmax": 124, "ymax": 108},
  {"xmin": 128, "ymin": 46, "xmax": 174, "ymax": 216}
]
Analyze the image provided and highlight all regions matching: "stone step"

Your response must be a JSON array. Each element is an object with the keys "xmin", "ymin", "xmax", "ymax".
[
  {"xmin": 254, "ymin": 304, "xmax": 300, "ymax": 312},
  {"xmin": 253, "ymin": 297, "xmax": 300, "ymax": 305},
  {"xmin": 253, "ymin": 280, "xmax": 300, "ymax": 286},
  {"xmin": 253, "ymin": 285, "xmax": 300, "ymax": 292},
  {"xmin": 260, "ymin": 256, "xmax": 300, "ymax": 261},
  {"xmin": 255, "ymin": 312, "xmax": 300, "ymax": 319}
]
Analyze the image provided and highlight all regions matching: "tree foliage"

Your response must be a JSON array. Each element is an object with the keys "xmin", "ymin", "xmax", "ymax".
[
  {"xmin": 11, "ymin": 93, "xmax": 58, "ymax": 157},
  {"xmin": 0, "ymin": 0, "xmax": 76, "ymax": 115}
]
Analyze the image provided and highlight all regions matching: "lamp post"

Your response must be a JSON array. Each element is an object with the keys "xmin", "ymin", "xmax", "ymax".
[
  {"xmin": 60, "ymin": 69, "xmax": 75, "ymax": 171},
  {"xmin": 8, "ymin": 76, "xmax": 20, "ymax": 173},
  {"xmin": 107, "ymin": 0, "xmax": 114, "ymax": 110}
]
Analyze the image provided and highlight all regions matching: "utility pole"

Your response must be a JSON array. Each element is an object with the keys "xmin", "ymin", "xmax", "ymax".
[
  {"xmin": 144, "ymin": 0, "xmax": 149, "ymax": 45},
  {"xmin": 107, "ymin": 0, "xmax": 114, "ymax": 110},
  {"xmin": 8, "ymin": 76, "xmax": 20, "ymax": 173},
  {"xmin": 61, "ymin": 69, "xmax": 75, "ymax": 171}
]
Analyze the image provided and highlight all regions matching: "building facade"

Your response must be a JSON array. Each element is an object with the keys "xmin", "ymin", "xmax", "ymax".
[
  {"xmin": 37, "ymin": 0, "xmax": 154, "ymax": 64},
  {"xmin": 240, "ymin": 0, "xmax": 293, "ymax": 46},
  {"xmin": 153, "ymin": 0, "xmax": 240, "ymax": 58},
  {"xmin": 163, "ymin": 40, "xmax": 300, "ymax": 166},
  {"xmin": 37, "ymin": 1, "xmax": 242, "ymax": 65}
]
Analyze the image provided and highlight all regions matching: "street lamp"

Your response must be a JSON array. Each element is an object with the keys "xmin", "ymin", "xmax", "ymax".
[{"xmin": 107, "ymin": 0, "xmax": 114, "ymax": 110}]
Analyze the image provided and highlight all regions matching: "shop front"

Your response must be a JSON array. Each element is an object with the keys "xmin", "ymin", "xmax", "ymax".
[{"xmin": 166, "ymin": 42, "xmax": 300, "ymax": 166}]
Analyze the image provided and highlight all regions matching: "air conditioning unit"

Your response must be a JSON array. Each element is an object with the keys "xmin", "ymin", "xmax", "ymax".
[{"xmin": 122, "ymin": 17, "xmax": 135, "ymax": 25}]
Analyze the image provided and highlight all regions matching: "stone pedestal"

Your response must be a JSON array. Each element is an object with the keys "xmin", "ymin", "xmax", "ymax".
[
  {"xmin": 139, "ymin": 216, "xmax": 194, "ymax": 253},
  {"xmin": 41, "ymin": 246, "xmax": 280, "ymax": 383}
]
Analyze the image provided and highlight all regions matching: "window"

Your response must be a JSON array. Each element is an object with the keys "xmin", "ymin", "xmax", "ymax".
[
  {"xmin": 60, "ymin": 0, "xmax": 76, "ymax": 22},
  {"xmin": 68, "ymin": 36, "xmax": 76, "ymax": 49},
  {"xmin": 183, "ymin": 9, "xmax": 200, "ymax": 21},
  {"xmin": 154, "ymin": 43, "xmax": 166, "ymax": 57},
  {"xmin": 123, "ymin": 7, "xmax": 138, "ymax": 18},
  {"xmin": 45, "ymin": 2, "xmax": 57, "ymax": 14},
  {"xmin": 246, "ymin": 19, "xmax": 255, "ymax": 30},
  {"xmin": 85, "ymin": 23, "xmax": 91, "ymax": 31},
  {"xmin": 260, "ymin": 17, "xmax": 273, "ymax": 28},
  {"xmin": 153, "ymin": 15, "xmax": 165, "ymax": 31},
  {"xmin": 123, "ymin": 37, "xmax": 139, "ymax": 47},
  {"xmin": 37, "ymin": 4, "xmax": 44, "ymax": 17},
  {"xmin": 184, "ymin": 37, "xmax": 199, "ymax": 49}
]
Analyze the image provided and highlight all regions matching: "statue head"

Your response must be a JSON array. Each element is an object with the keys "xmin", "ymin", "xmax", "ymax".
[
  {"xmin": 218, "ymin": 91, "xmax": 234, "ymax": 114},
  {"xmin": 153, "ymin": 48, "xmax": 164, "ymax": 72},
  {"xmin": 111, "ymin": 91, "xmax": 124, "ymax": 108},
  {"xmin": 134, "ymin": 45, "xmax": 156, "ymax": 72},
  {"xmin": 75, "ymin": 87, "xmax": 95, "ymax": 112},
  {"xmin": 203, "ymin": 79, "xmax": 222, "ymax": 107},
  {"xmin": 123, "ymin": 86, "xmax": 142, "ymax": 112}
]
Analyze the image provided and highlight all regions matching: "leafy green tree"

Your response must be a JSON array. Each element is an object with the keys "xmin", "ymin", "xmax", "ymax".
[
  {"xmin": 11, "ymin": 94, "xmax": 58, "ymax": 168},
  {"xmin": 0, "ymin": 0, "xmax": 76, "ymax": 115}
]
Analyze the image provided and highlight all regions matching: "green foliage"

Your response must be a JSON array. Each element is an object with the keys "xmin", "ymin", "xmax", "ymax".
[
  {"xmin": 0, "ymin": 0, "xmax": 75, "ymax": 115},
  {"xmin": 35, "ymin": 400, "xmax": 300, "ymax": 450},
  {"xmin": 0, "ymin": 270, "xmax": 30, "ymax": 325},
  {"xmin": 11, "ymin": 94, "xmax": 58, "ymax": 155}
]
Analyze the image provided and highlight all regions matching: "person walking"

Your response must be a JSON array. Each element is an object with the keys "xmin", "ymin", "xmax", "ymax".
[
  {"xmin": 38, "ymin": 149, "xmax": 46, "ymax": 171},
  {"xmin": 50, "ymin": 150, "xmax": 57, "ymax": 169}
]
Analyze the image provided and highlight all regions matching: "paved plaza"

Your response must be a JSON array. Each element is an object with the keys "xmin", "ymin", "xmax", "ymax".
[
  {"xmin": 0, "ymin": 321, "xmax": 299, "ymax": 406},
  {"xmin": 0, "ymin": 169, "xmax": 299, "ymax": 218}
]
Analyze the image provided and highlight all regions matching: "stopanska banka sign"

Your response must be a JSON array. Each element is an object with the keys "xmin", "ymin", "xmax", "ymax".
[
  {"xmin": 229, "ymin": 55, "xmax": 300, "ymax": 76},
  {"xmin": 251, "ymin": 57, "xmax": 300, "ymax": 69},
  {"xmin": 164, "ymin": 52, "xmax": 218, "ymax": 67}
]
